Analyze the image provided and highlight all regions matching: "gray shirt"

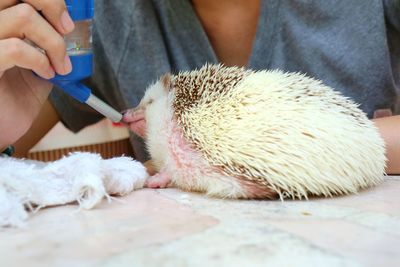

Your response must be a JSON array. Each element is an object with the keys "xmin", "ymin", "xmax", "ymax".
[{"xmin": 50, "ymin": 0, "xmax": 400, "ymax": 161}]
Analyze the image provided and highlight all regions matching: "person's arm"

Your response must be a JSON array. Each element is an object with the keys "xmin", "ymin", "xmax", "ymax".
[
  {"xmin": 0, "ymin": 1, "xmax": 73, "ymax": 151},
  {"xmin": 372, "ymin": 115, "xmax": 400, "ymax": 175},
  {"xmin": 13, "ymin": 100, "xmax": 60, "ymax": 157}
]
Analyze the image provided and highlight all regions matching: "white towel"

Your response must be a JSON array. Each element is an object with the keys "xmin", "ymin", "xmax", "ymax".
[{"xmin": 0, "ymin": 152, "xmax": 148, "ymax": 227}]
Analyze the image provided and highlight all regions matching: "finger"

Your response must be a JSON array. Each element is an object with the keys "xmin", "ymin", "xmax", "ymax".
[
  {"xmin": 22, "ymin": 0, "xmax": 74, "ymax": 34},
  {"xmin": 0, "ymin": 38, "xmax": 55, "ymax": 79},
  {"xmin": 0, "ymin": 4, "xmax": 72, "ymax": 75},
  {"xmin": 0, "ymin": 0, "xmax": 18, "ymax": 11}
]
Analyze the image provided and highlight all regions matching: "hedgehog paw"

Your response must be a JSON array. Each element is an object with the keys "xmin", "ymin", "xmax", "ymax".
[{"xmin": 145, "ymin": 172, "xmax": 171, "ymax": 189}]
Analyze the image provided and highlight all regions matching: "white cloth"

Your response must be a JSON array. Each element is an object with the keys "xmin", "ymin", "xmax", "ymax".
[{"xmin": 0, "ymin": 152, "xmax": 148, "ymax": 227}]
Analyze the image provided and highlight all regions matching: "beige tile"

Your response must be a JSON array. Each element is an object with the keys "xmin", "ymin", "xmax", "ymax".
[
  {"xmin": 0, "ymin": 190, "xmax": 218, "ymax": 267},
  {"xmin": 316, "ymin": 177, "xmax": 400, "ymax": 216},
  {"xmin": 268, "ymin": 219, "xmax": 400, "ymax": 267},
  {"xmin": 1, "ymin": 177, "xmax": 399, "ymax": 267}
]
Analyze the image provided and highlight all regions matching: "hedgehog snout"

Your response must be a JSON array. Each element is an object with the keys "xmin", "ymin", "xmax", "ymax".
[
  {"xmin": 122, "ymin": 107, "xmax": 147, "ymax": 138},
  {"xmin": 122, "ymin": 106, "xmax": 143, "ymax": 121}
]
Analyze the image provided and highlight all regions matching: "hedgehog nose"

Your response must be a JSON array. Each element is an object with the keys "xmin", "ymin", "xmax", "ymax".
[
  {"xmin": 121, "ymin": 107, "xmax": 138, "ymax": 116},
  {"xmin": 122, "ymin": 107, "xmax": 145, "ymax": 124},
  {"xmin": 121, "ymin": 109, "xmax": 129, "ymax": 116},
  {"xmin": 120, "ymin": 109, "xmax": 132, "ymax": 124}
]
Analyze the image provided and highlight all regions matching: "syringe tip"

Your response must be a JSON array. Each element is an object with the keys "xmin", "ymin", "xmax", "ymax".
[{"xmin": 85, "ymin": 94, "xmax": 123, "ymax": 122}]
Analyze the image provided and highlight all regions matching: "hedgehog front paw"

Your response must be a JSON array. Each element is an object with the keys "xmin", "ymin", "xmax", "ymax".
[{"xmin": 145, "ymin": 172, "xmax": 171, "ymax": 189}]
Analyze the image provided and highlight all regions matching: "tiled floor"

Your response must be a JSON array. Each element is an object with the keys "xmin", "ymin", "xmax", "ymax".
[{"xmin": 1, "ymin": 176, "xmax": 399, "ymax": 267}]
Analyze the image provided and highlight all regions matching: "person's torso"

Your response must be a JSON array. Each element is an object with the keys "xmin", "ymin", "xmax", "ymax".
[{"xmin": 92, "ymin": 0, "xmax": 400, "ymax": 118}]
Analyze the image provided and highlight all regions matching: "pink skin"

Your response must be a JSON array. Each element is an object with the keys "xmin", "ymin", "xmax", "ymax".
[
  {"xmin": 122, "ymin": 102, "xmax": 275, "ymax": 198},
  {"xmin": 123, "ymin": 108, "xmax": 147, "ymax": 138},
  {"xmin": 122, "ymin": 108, "xmax": 172, "ymax": 189},
  {"xmin": 145, "ymin": 169, "xmax": 171, "ymax": 188}
]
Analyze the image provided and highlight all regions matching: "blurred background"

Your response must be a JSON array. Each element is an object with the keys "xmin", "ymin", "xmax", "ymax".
[{"xmin": 26, "ymin": 119, "xmax": 133, "ymax": 161}]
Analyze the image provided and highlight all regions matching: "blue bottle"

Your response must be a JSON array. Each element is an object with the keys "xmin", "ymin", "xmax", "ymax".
[{"xmin": 50, "ymin": 0, "xmax": 122, "ymax": 122}]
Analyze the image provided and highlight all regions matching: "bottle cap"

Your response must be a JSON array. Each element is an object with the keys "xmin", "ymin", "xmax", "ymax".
[{"xmin": 65, "ymin": 0, "xmax": 94, "ymax": 21}]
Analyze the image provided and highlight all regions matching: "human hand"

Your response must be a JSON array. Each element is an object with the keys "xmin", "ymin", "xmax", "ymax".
[{"xmin": 0, "ymin": 0, "xmax": 74, "ymax": 148}]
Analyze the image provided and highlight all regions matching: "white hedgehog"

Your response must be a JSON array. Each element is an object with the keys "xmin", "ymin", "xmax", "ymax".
[{"xmin": 123, "ymin": 64, "xmax": 386, "ymax": 199}]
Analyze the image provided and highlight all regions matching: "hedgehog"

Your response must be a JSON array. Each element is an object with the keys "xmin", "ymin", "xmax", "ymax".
[{"xmin": 123, "ymin": 64, "xmax": 386, "ymax": 199}]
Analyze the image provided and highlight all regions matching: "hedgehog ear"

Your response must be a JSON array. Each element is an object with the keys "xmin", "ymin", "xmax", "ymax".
[{"xmin": 161, "ymin": 74, "xmax": 173, "ymax": 91}]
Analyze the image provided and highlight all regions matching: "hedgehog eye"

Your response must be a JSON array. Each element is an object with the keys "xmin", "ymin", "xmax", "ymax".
[{"xmin": 147, "ymin": 99, "xmax": 154, "ymax": 105}]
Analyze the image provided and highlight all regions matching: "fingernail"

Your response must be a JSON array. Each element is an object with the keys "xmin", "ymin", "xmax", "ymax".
[
  {"xmin": 61, "ymin": 11, "xmax": 75, "ymax": 33},
  {"xmin": 64, "ymin": 54, "xmax": 72, "ymax": 73},
  {"xmin": 47, "ymin": 67, "xmax": 55, "ymax": 78}
]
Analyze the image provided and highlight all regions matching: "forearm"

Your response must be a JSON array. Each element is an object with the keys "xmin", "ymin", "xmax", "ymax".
[
  {"xmin": 372, "ymin": 115, "xmax": 400, "ymax": 175},
  {"xmin": 13, "ymin": 100, "xmax": 60, "ymax": 158}
]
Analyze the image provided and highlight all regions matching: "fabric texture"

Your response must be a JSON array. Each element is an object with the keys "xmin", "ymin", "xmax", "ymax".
[
  {"xmin": 50, "ymin": 0, "xmax": 400, "ymax": 161},
  {"xmin": 0, "ymin": 152, "xmax": 148, "ymax": 227}
]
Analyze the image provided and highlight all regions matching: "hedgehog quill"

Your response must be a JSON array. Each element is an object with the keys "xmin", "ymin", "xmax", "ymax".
[{"xmin": 123, "ymin": 64, "xmax": 386, "ymax": 200}]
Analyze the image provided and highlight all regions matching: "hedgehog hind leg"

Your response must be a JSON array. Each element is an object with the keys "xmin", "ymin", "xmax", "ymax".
[
  {"xmin": 193, "ymin": 172, "xmax": 278, "ymax": 199},
  {"xmin": 227, "ymin": 176, "xmax": 278, "ymax": 199},
  {"xmin": 145, "ymin": 169, "xmax": 172, "ymax": 188}
]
